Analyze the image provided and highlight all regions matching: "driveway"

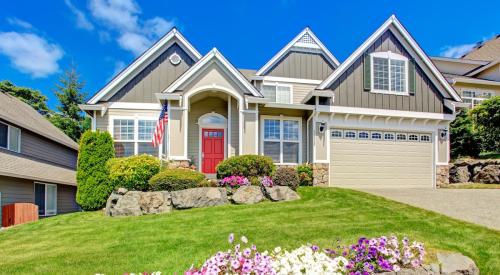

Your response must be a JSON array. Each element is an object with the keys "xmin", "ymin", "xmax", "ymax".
[{"xmin": 357, "ymin": 188, "xmax": 500, "ymax": 230}]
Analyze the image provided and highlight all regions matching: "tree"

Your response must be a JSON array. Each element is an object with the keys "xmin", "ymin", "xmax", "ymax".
[
  {"xmin": 0, "ymin": 80, "xmax": 51, "ymax": 116},
  {"xmin": 49, "ymin": 65, "xmax": 90, "ymax": 141},
  {"xmin": 450, "ymin": 109, "xmax": 481, "ymax": 159},
  {"xmin": 469, "ymin": 96, "xmax": 500, "ymax": 153},
  {"xmin": 76, "ymin": 130, "xmax": 115, "ymax": 211}
]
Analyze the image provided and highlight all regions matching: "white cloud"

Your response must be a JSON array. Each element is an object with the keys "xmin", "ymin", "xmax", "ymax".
[
  {"xmin": 117, "ymin": 32, "xmax": 150, "ymax": 55},
  {"xmin": 144, "ymin": 17, "xmax": 174, "ymax": 38},
  {"xmin": 6, "ymin": 17, "xmax": 33, "ymax": 29},
  {"xmin": 89, "ymin": 0, "xmax": 140, "ymax": 32},
  {"xmin": 64, "ymin": 0, "xmax": 94, "ymax": 31},
  {"xmin": 0, "ymin": 32, "xmax": 63, "ymax": 78},
  {"xmin": 440, "ymin": 43, "xmax": 476, "ymax": 58}
]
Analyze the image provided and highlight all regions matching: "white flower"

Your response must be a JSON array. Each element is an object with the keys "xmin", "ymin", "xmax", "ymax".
[
  {"xmin": 241, "ymin": 236, "xmax": 248, "ymax": 244},
  {"xmin": 274, "ymin": 247, "xmax": 282, "ymax": 254}
]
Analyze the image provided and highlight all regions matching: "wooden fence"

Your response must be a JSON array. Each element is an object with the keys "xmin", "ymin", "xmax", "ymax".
[{"xmin": 1, "ymin": 203, "xmax": 39, "ymax": 227}]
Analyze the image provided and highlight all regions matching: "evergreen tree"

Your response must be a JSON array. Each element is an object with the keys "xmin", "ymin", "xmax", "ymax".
[{"xmin": 0, "ymin": 80, "xmax": 51, "ymax": 116}]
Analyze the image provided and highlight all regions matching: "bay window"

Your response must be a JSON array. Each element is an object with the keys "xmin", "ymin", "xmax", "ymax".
[
  {"xmin": 0, "ymin": 121, "xmax": 21, "ymax": 153},
  {"xmin": 112, "ymin": 117, "xmax": 162, "ymax": 158},
  {"xmin": 262, "ymin": 117, "xmax": 301, "ymax": 164},
  {"xmin": 371, "ymin": 52, "xmax": 408, "ymax": 94},
  {"xmin": 261, "ymin": 83, "xmax": 292, "ymax": 104}
]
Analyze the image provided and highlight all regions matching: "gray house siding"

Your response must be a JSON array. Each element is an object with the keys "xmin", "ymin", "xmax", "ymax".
[
  {"xmin": 266, "ymin": 51, "xmax": 334, "ymax": 80},
  {"xmin": 328, "ymin": 30, "xmax": 447, "ymax": 114},
  {"xmin": 57, "ymin": 184, "xmax": 79, "ymax": 214},
  {"xmin": 109, "ymin": 43, "xmax": 195, "ymax": 103},
  {"xmin": 21, "ymin": 130, "xmax": 77, "ymax": 169}
]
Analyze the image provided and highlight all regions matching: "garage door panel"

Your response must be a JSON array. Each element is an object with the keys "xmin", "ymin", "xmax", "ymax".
[{"xmin": 329, "ymin": 133, "xmax": 433, "ymax": 189}]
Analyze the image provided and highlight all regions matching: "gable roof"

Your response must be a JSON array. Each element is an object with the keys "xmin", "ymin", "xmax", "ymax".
[
  {"xmin": 88, "ymin": 28, "xmax": 202, "ymax": 104},
  {"xmin": 461, "ymin": 34, "xmax": 500, "ymax": 61},
  {"xmin": 465, "ymin": 59, "xmax": 500, "ymax": 77},
  {"xmin": 255, "ymin": 27, "xmax": 340, "ymax": 76},
  {"xmin": 0, "ymin": 92, "xmax": 78, "ymax": 150},
  {"xmin": 317, "ymin": 15, "xmax": 462, "ymax": 102},
  {"xmin": 162, "ymin": 48, "xmax": 262, "ymax": 97}
]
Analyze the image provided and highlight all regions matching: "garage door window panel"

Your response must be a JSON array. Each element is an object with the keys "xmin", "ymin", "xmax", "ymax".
[
  {"xmin": 384, "ymin": 132, "xmax": 395, "ymax": 140},
  {"xmin": 420, "ymin": 134, "xmax": 431, "ymax": 142},
  {"xmin": 358, "ymin": 131, "xmax": 369, "ymax": 139},
  {"xmin": 396, "ymin": 133, "xmax": 407, "ymax": 141},
  {"xmin": 344, "ymin": 130, "xmax": 357, "ymax": 139},
  {"xmin": 331, "ymin": 130, "xmax": 343, "ymax": 138},
  {"xmin": 371, "ymin": 132, "xmax": 382, "ymax": 140}
]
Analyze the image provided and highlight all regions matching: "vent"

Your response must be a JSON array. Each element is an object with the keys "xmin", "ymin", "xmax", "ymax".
[
  {"xmin": 298, "ymin": 33, "xmax": 315, "ymax": 45},
  {"xmin": 169, "ymin": 53, "xmax": 181, "ymax": 65}
]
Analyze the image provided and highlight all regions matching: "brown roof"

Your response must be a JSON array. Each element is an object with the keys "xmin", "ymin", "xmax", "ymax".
[
  {"xmin": 0, "ymin": 92, "xmax": 78, "ymax": 150},
  {"xmin": 0, "ymin": 150, "xmax": 76, "ymax": 185},
  {"xmin": 462, "ymin": 35, "xmax": 500, "ymax": 61}
]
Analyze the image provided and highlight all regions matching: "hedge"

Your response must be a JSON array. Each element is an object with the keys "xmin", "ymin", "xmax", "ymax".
[
  {"xmin": 107, "ymin": 155, "xmax": 160, "ymax": 191},
  {"xmin": 297, "ymin": 163, "xmax": 313, "ymax": 186},
  {"xmin": 272, "ymin": 167, "xmax": 299, "ymax": 190},
  {"xmin": 216, "ymin": 155, "xmax": 275, "ymax": 179},
  {"xmin": 76, "ymin": 130, "xmax": 115, "ymax": 211},
  {"xmin": 149, "ymin": 168, "xmax": 206, "ymax": 191}
]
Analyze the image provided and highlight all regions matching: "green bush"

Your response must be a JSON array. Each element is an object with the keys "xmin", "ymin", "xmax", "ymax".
[
  {"xmin": 272, "ymin": 167, "xmax": 299, "ymax": 190},
  {"xmin": 107, "ymin": 155, "xmax": 160, "ymax": 191},
  {"xmin": 450, "ymin": 109, "xmax": 480, "ymax": 159},
  {"xmin": 469, "ymin": 96, "xmax": 500, "ymax": 153},
  {"xmin": 216, "ymin": 155, "xmax": 275, "ymax": 179},
  {"xmin": 297, "ymin": 163, "xmax": 313, "ymax": 186},
  {"xmin": 149, "ymin": 168, "xmax": 206, "ymax": 191},
  {"xmin": 76, "ymin": 130, "xmax": 115, "ymax": 211}
]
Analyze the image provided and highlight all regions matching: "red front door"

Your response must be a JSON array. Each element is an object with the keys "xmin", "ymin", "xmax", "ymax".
[{"xmin": 202, "ymin": 129, "xmax": 224, "ymax": 173}]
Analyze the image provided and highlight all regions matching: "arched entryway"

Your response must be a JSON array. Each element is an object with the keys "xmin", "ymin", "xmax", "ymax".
[{"xmin": 198, "ymin": 112, "xmax": 227, "ymax": 173}]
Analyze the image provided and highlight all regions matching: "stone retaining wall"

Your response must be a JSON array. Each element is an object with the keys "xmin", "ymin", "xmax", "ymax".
[
  {"xmin": 450, "ymin": 159, "xmax": 500, "ymax": 184},
  {"xmin": 312, "ymin": 163, "xmax": 329, "ymax": 187},
  {"xmin": 436, "ymin": 165, "xmax": 450, "ymax": 188}
]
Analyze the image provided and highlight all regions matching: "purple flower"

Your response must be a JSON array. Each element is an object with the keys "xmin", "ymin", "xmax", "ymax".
[{"xmin": 228, "ymin": 233, "xmax": 234, "ymax": 244}]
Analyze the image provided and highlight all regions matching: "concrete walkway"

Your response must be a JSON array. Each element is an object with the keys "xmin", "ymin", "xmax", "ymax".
[{"xmin": 358, "ymin": 188, "xmax": 500, "ymax": 230}]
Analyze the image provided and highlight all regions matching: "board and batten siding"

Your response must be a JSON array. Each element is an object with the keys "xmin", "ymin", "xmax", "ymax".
[
  {"xmin": 266, "ymin": 51, "xmax": 335, "ymax": 80},
  {"xmin": 21, "ymin": 131, "xmax": 77, "ymax": 169},
  {"xmin": 108, "ymin": 42, "xmax": 195, "ymax": 103},
  {"xmin": 328, "ymin": 30, "xmax": 447, "ymax": 114}
]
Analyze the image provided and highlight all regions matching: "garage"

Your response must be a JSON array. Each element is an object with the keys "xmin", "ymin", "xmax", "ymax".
[{"xmin": 329, "ymin": 129, "xmax": 434, "ymax": 189}]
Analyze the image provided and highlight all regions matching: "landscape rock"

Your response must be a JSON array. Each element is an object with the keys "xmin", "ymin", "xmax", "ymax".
[
  {"xmin": 437, "ymin": 252, "xmax": 479, "ymax": 275},
  {"xmin": 116, "ymin": 187, "xmax": 128, "ymax": 195},
  {"xmin": 107, "ymin": 191, "xmax": 142, "ymax": 216},
  {"xmin": 231, "ymin": 186, "xmax": 265, "ymax": 204},
  {"xmin": 139, "ymin": 191, "xmax": 172, "ymax": 214},
  {"xmin": 449, "ymin": 166, "xmax": 470, "ymax": 183},
  {"xmin": 105, "ymin": 190, "xmax": 172, "ymax": 216},
  {"xmin": 472, "ymin": 165, "xmax": 500, "ymax": 184},
  {"xmin": 171, "ymin": 187, "xmax": 228, "ymax": 209},
  {"xmin": 263, "ymin": 186, "xmax": 300, "ymax": 202}
]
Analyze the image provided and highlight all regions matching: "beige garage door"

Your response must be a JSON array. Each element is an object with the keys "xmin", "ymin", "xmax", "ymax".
[{"xmin": 329, "ymin": 130, "xmax": 433, "ymax": 189}]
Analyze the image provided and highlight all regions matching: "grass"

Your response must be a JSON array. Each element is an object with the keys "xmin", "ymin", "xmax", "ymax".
[
  {"xmin": 444, "ymin": 183, "xmax": 500, "ymax": 189},
  {"xmin": 0, "ymin": 187, "xmax": 499, "ymax": 274},
  {"xmin": 478, "ymin": 152, "xmax": 500, "ymax": 159}
]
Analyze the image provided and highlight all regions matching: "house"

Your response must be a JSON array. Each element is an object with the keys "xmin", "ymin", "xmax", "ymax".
[
  {"xmin": 80, "ymin": 15, "xmax": 462, "ymax": 189},
  {"xmin": 431, "ymin": 35, "xmax": 500, "ymax": 108},
  {"xmin": 0, "ymin": 92, "xmax": 80, "ymax": 217}
]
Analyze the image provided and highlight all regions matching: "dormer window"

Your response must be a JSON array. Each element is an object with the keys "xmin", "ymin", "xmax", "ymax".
[
  {"xmin": 370, "ymin": 51, "xmax": 408, "ymax": 94},
  {"xmin": 261, "ymin": 83, "xmax": 292, "ymax": 104}
]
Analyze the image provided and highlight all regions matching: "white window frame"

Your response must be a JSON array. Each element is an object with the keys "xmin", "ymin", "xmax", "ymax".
[
  {"xmin": 370, "ymin": 51, "xmax": 409, "ymax": 95},
  {"xmin": 371, "ymin": 131, "xmax": 382, "ymax": 140},
  {"xmin": 420, "ymin": 134, "xmax": 431, "ymax": 143},
  {"xmin": 331, "ymin": 129, "xmax": 343, "ymax": 139},
  {"xmin": 408, "ymin": 133, "xmax": 419, "ymax": 141},
  {"xmin": 260, "ymin": 115, "xmax": 301, "ymax": 165},
  {"xmin": 461, "ymin": 89, "xmax": 494, "ymax": 108},
  {"xmin": 396, "ymin": 133, "xmax": 408, "ymax": 142},
  {"xmin": 384, "ymin": 132, "xmax": 395, "ymax": 141},
  {"xmin": 261, "ymin": 82, "xmax": 293, "ymax": 104},
  {"xmin": 344, "ymin": 130, "xmax": 357, "ymax": 139},
  {"xmin": 110, "ymin": 115, "xmax": 163, "ymax": 158},
  {"xmin": 358, "ymin": 131, "xmax": 370, "ymax": 139},
  {"xmin": 0, "ymin": 121, "xmax": 21, "ymax": 153},
  {"xmin": 34, "ymin": 182, "xmax": 57, "ymax": 216}
]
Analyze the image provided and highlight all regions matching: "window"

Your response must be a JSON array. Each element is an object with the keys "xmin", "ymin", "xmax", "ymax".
[
  {"xmin": 358, "ymin": 131, "xmax": 369, "ymax": 139},
  {"xmin": 261, "ymin": 84, "xmax": 292, "ymax": 104},
  {"xmin": 371, "ymin": 52, "xmax": 408, "ymax": 94},
  {"xmin": 344, "ymin": 130, "xmax": 356, "ymax": 139},
  {"xmin": 331, "ymin": 130, "xmax": 343, "ymax": 138},
  {"xmin": 461, "ymin": 90, "xmax": 495, "ymax": 108},
  {"xmin": 420, "ymin": 134, "xmax": 431, "ymax": 142},
  {"xmin": 408, "ymin": 134, "xmax": 419, "ymax": 141},
  {"xmin": 0, "ymin": 121, "xmax": 21, "ymax": 153},
  {"xmin": 396, "ymin": 133, "xmax": 407, "ymax": 141},
  {"xmin": 371, "ymin": 132, "xmax": 382, "ymax": 140},
  {"xmin": 384, "ymin": 132, "xmax": 395, "ymax": 140},
  {"xmin": 35, "ymin": 182, "xmax": 57, "ymax": 216},
  {"xmin": 113, "ymin": 118, "xmax": 161, "ymax": 158},
  {"xmin": 263, "ymin": 117, "xmax": 300, "ymax": 164}
]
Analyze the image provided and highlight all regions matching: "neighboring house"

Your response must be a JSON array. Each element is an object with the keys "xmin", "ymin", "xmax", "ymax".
[
  {"xmin": 81, "ymin": 15, "xmax": 462, "ymax": 189},
  {"xmin": 432, "ymin": 35, "xmax": 500, "ymax": 108},
  {"xmin": 0, "ymin": 92, "xmax": 80, "ymax": 217}
]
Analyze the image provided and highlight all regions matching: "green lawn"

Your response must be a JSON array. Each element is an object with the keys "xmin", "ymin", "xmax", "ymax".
[{"xmin": 0, "ymin": 187, "xmax": 499, "ymax": 274}]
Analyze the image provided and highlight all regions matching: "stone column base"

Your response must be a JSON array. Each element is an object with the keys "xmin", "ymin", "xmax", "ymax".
[
  {"xmin": 312, "ymin": 163, "xmax": 329, "ymax": 187},
  {"xmin": 436, "ymin": 165, "xmax": 450, "ymax": 188},
  {"xmin": 165, "ymin": 159, "xmax": 191, "ymax": 169}
]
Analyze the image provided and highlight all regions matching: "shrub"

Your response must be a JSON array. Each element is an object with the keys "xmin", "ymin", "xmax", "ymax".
[
  {"xmin": 272, "ymin": 167, "xmax": 299, "ymax": 190},
  {"xmin": 216, "ymin": 155, "xmax": 275, "ymax": 179},
  {"xmin": 107, "ymin": 155, "xmax": 160, "ymax": 191},
  {"xmin": 469, "ymin": 96, "xmax": 500, "ymax": 153},
  {"xmin": 219, "ymin": 175, "xmax": 250, "ymax": 188},
  {"xmin": 76, "ymin": 130, "xmax": 115, "ymax": 211},
  {"xmin": 197, "ymin": 179, "xmax": 218, "ymax": 188},
  {"xmin": 260, "ymin": 176, "xmax": 273, "ymax": 187},
  {"xmin": 149, "ymin": 168, "xmax": 206, "ymax": 191},
  {"xmin": 450, "ymin": 109, "xmax": 480, "ymax": 159},
  {"xmin": 297, "ymin": 163, "xmax": 313, "ymax": 186}
]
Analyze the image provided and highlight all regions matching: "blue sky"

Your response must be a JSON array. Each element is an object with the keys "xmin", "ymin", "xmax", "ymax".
[{"xmin": 0, "ymin": 0, "xmax": 498, "ymax": 108}]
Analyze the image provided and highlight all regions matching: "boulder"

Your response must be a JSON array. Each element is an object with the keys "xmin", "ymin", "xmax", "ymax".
[
  {"xmin": 105, "ymin": 190, "xmax": 172, "ymax": 216},
  {"xmin": 116, "ymin": 187, "xmax": 128, "ymax": 195},
  {"xmin": 395, "ymin": 267, "xmax": 429, "ymax": 275},
  {"xmin": 472, "ymin": 165, "xmax": 500, "ymax": 184},
  {"xmin": 449, "ymin": 166, "xmax": 471, "ymax": 183},
  {"xmin": 437, "ymin": 252, "xmax": 479, "ymax": 275},
  {"xmin": 232, "ymin": 186, "xmax": 265, "ymax": 204},
  {"xmin": 139, "ymin": 191, "xmax": 172, "ymax": 214},
  {"xmin": 263, "ymin": 186, "xmax": 300, "ymax": 202},
  {"xmin": 171, "ymin": 187, "xmax": 228, "ymax": 209}
]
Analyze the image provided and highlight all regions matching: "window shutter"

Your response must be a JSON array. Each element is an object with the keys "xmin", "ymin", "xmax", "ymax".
[
  {"xmin": 363, "ymin": 53, "xmax": 371, "ymax": 91},
  {"xmin": 408, "ymin": 60, "xmax": 416, "ymax": 95}
]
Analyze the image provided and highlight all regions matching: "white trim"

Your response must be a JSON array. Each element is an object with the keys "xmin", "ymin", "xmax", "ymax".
[
  {"xmin": 260, "ymin": 115, "xmax": 302, "ymax": 165},
  {"xmin": 198, "ymin": 113, "xmax": 227, "ymax": 173},
  {"xmin": 183, "ymin": 108, "xmax": 188, "ymax": 159},
  {"xmin": 264, "ymin": 103, "xmax": 316, "ymax": 110},
  {"xmin": 239, "ymin": 110, "xmax": 243, "ymax": 155},
  {"xmin": 452, "ymin": 76, "xmax": 500, "ymax": 87},
  {"xmin": 261, "ymin": 82, "xmax": 294, "ymax": 104},
  {"xmin": 326, "ymin": 106, "xmax": 456, "ymax": 121},
  {"xmin": 301, "ymin": 90, "xmax": 334, "ymax": 104},
  {"xmin": 255, "ymin": 104, "xmax": 259, "ymax": 155},
  {"xmin": 370, "ymin": 51, "xmax": 410, "ymax": 95},
  {"xmin": 250, "ymin": 75, "xmax": 323, "ymax": 85},
  {"xmin": 0, "ymin": 121, "xmax": 21, "ymax": 153},
  {"xmin": 162, "ymin": 48, "xmax": 262, "ymax": 97},
  {"xmin": 256, "ymin": 27, "xmax": 340, "ymax": 76},
  {"xmin": 108, "ymin": 102, "xmax": 162, "ymax": 110},
  {"xmin": 34, "ymin": 182, "xmax": 57, "ymax": 216},
  {"xmin": 227, "ymin": 96, "xmax": 232, "ymax": 157},
  {"xmin": 155, "ymin": 93, "xmax": 182, "ymax": 101},
  {"xmin": 91, "ymin": 110, "xmax": 96, "ymax": 131},
  {"xmin": 317, "ymin": 15, "xmax": 462, "ymax": 102},
  {"xmin": 88, "ymin": 28, "xmax": 201, "ymax": 104}
]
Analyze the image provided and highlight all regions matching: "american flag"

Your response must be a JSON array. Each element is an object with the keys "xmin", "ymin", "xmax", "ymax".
[{"xmin": 152, "ymin": 103, "xmax": 168, "ymax": 147}]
